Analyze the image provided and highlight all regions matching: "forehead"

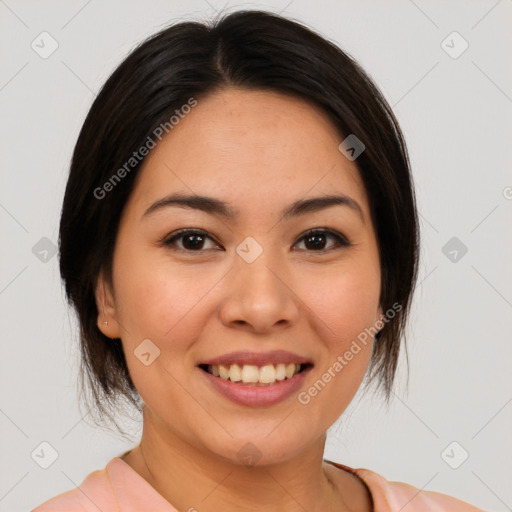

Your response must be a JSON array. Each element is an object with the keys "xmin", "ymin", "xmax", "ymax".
[{"xmin": 128, "ymin": 88, "xmax": 370, "ymax": 222}]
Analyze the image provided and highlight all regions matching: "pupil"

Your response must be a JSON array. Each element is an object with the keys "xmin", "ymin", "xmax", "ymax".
[
  {"xmin": 184, "ymin": 234, "xmax": 203, "ymax": 250},
  {"xmin": 306, "ymin": 233, "xmax": 325, "ymax": 250}
]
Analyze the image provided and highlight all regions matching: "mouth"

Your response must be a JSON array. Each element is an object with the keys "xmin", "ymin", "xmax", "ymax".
[
  {"xmin": 198, "ymin": 362, "xmax": 314, "ymax": 386},
  {"xmin": 197, "ymin": 351, "xmax": 314, "ymax": 406}
]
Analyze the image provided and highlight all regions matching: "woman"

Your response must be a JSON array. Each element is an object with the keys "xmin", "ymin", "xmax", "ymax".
[{"xmin": 32, "ymin": 9, "xmax": 485, "ymax": 512}]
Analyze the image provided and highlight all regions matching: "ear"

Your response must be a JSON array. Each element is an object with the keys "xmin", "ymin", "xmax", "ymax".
[{"xmin": 94, "ymin": 270, "xmax": 121, "ymax": 339}]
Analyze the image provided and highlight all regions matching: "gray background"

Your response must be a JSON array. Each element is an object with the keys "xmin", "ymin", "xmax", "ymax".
[{"xmin": 1, "ymin": 0, "xmax": 511, "ymax": 510}]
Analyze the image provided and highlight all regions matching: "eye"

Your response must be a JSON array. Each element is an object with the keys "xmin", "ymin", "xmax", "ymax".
[
  {"xmin": 162, "ymin": 229, "xmax": 221, "ymax": 252},
  {"xmin": 162, "ymin": 227, "xmax": 351, "ymax": 254},
  {"xmin": 293, "ymin": 228, "xmax": 351, "ymax": 252}
]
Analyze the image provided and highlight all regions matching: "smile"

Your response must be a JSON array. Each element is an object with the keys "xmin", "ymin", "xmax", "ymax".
[
  {"xmin": 201, "ymin": 363, "xmax": 309, "ymax": 386},
  {"xmin": 197, "ymin": 349, "xmax": 314, "ymax": 406}
]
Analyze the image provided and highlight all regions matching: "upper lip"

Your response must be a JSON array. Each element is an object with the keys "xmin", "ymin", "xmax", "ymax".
[{"xmin": 199, "ymin": 350, "xmax": 313, "ymax": 367}]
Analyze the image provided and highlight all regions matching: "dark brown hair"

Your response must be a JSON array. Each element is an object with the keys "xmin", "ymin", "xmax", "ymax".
[{"xmin": 59, "ymin": 9, "xmax": 420, "ymax": 434}]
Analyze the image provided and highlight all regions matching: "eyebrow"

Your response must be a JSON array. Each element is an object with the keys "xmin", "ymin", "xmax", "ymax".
[{"xmin": 142, "ymin": 192, "xmax": 365, "ymax": 224}]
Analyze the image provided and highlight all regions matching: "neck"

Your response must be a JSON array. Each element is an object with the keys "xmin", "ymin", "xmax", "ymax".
[{"xmin": 122, "ymin": 409, "xmax": 368, "ymax": 512}]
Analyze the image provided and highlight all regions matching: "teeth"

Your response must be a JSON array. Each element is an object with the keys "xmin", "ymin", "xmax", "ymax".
[
  {"xmin": 285, "ymin": 363, "xmax": 296, "ymax": 379},
  {"xmin": 208, "ymin": 363, "xmax": 302, "ymax": 385},
  {"xmin": 228, "ymin": 363, "xmax": 242, "ymax": 382},
  {"xmin": 219, "ymin": 365, "xmax": 229, "ymax": 379},
  {"xmin": 241, "ymin": 364, "xmax": 259, "ymax": 383},
  {"xmin": 275, "ymin": 363, "xmax": 286, "ymax": 381},
  {"xmin": 259, "ymin": 364, "xmax": 276, "ymax": 383}
]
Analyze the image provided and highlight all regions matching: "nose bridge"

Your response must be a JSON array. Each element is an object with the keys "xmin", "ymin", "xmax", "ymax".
[
  {"xmin": 234, "ymin": 235, "xmax": 285, "ymax": 296},
  {"xmin": 219, "ymin": 235, "xmax": 299, "ymax": 330}
]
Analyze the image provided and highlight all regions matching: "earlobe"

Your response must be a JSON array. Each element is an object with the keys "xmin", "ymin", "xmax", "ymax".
[{"xmin": 94, "ymin": 271, "xmax": 121, "ymax": 339}]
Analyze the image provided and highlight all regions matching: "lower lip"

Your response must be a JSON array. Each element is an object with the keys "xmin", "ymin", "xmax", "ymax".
[{"xmin": 198, "ymin": 366, "xmax": 312, "ymax": 407}]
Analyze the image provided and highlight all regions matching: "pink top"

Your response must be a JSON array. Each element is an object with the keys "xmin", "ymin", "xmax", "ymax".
[{"xmin": 32, "ymin": 456, "xmax": 486, "ymax": 511}]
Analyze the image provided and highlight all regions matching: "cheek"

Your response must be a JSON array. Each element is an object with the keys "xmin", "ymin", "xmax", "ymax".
[
  {"xmin": 304, "ymin": 258, "xmax": 380, "ymax": 345},
  {"xmin": 112, "ymin": 255, "xmax": 213, "ymax": 406},
  {"xmin": 114, "ymin": 252, "xmax": 219, "ymax": 341},
  {"xmin": 295, "ymin": 268, "xmax": 378, "ymax": 423}
]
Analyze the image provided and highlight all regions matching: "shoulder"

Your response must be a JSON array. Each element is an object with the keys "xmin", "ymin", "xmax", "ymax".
[
  {"xmin": 327, "ymin": 461, "xmax": 486, "ymax": 512},
  {"xmin": 362, "ymin": 473, "xmax": 486, "ymax": 512},
  {"xmin": 31, "ymin": 488, "xmax": 86, "ymax": 512},
  {"xmin": 31, "ymin": 461, "xmax": 119, "ymax": 512}
]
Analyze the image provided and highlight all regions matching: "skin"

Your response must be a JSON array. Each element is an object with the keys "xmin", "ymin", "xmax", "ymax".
[{"xmin": 96, "ymin": 88, "xmax": 383, "ymax": 511}]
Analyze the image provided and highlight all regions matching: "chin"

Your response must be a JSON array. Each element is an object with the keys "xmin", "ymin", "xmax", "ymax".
[{"xmin": 202, "ymin": 428, "xmax": 318, "ymax": 468}]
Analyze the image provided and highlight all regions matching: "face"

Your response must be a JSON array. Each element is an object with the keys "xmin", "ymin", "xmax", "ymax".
[{"xmin": 96, "ymin": 88, "xmax": 383, "ymax": 465}]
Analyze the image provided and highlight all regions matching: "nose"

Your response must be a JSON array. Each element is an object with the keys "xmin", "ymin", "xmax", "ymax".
[{"xmin": 218, "ymin": 249, "xmax": 301, "ymax": 333}]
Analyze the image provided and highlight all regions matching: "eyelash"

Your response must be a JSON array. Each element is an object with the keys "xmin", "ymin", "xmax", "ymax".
[{"xmin": 162, "ymin": 228, "xmax": 351, "ymax": 254}]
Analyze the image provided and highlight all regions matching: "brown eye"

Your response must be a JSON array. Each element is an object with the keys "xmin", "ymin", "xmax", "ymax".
[
  {"xmin": 294, "ymin": 229, "xmax": 350, "ymax": 252},
  {"xmin": 162, "ymin": 227, "xmax": 350, "ymax": 254},
  {"xmin": 163, "ymin": 229, "xmax": 221, "ymax": 252}
]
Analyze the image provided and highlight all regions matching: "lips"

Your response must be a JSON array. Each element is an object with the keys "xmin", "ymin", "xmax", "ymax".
[
  {"xmin": 198, "ymin": 362, "xmax": 313, "ymax": 406},
  {"xmin": 197, "ymin": 349, "xmax": 314, "ymax": 405}
]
